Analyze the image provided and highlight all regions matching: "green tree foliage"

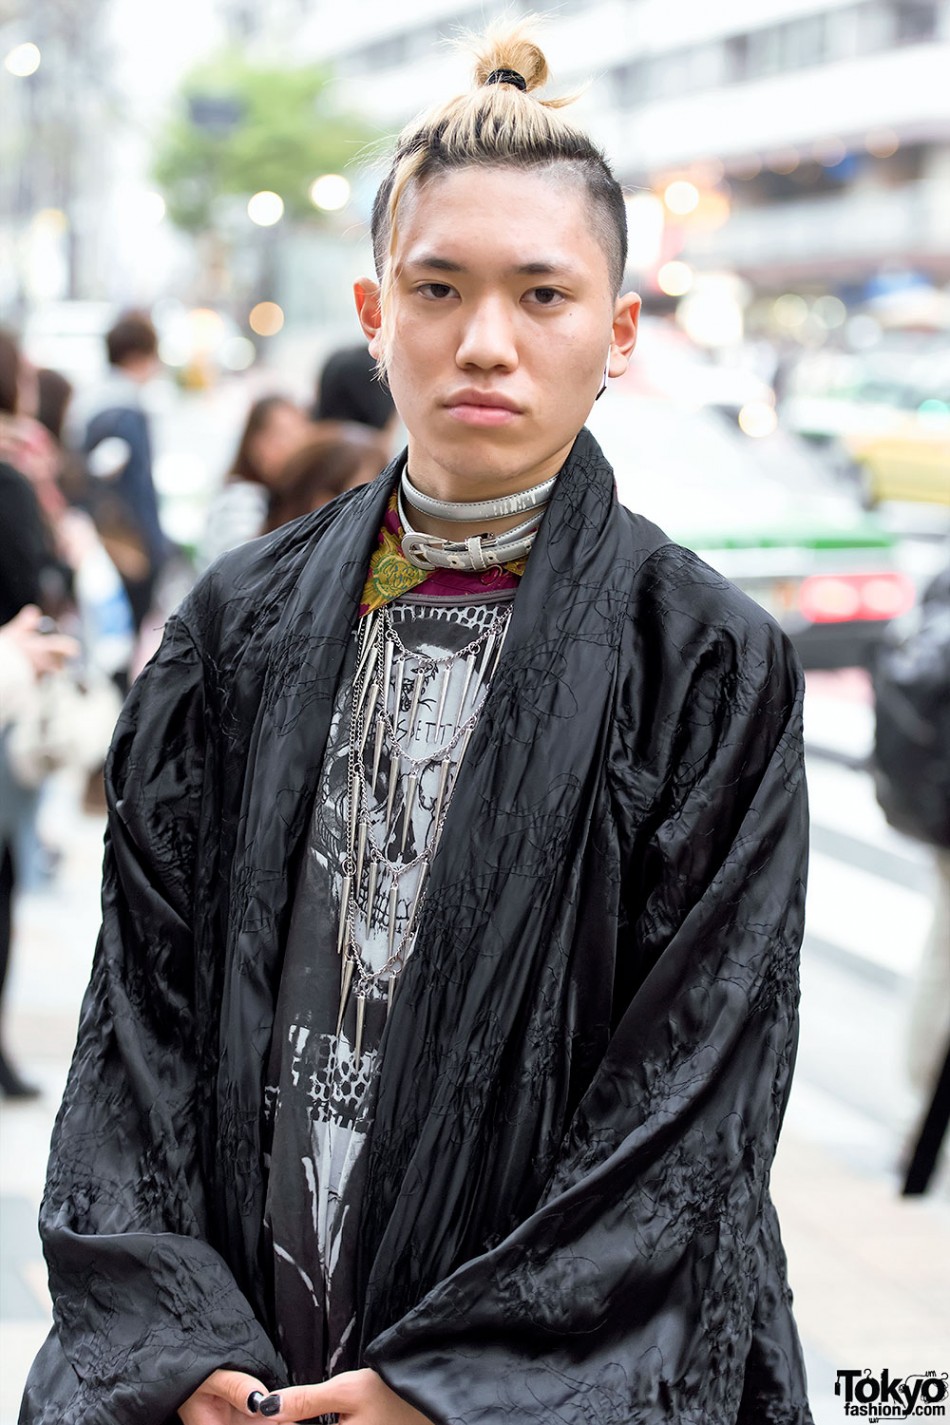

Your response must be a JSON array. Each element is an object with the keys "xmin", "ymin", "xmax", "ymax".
[{"xmin": 153, "ymin": 51, "xmax": 377, "ymax": 232}]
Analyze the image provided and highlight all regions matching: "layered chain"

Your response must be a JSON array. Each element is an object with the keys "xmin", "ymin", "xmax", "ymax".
[{"xmin": 337, "ymin": 600, "xmax": 512, "ymax": 1056}]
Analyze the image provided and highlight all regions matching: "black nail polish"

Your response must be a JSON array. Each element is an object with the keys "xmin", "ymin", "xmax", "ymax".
[
  {"xmin": 260, "ymin": 1396, "xmax": 281, "ymax": 1418},
  {"xmin": 247, "ymin": 1392, "xmax": 264, "ymax": 1414}
]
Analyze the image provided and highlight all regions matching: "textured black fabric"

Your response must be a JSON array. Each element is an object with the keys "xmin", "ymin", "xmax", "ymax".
[{"xmin": 21, "ymin": 429, "xmax": 811, "ymax": 1423}]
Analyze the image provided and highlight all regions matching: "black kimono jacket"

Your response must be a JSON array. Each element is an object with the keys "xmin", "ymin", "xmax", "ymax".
[{"xmin": 22, "ymin": 429, "xmax": 812, "ymax": 1424}]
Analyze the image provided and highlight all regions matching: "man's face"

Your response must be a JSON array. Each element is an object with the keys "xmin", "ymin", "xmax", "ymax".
[{"xmin": 358, "ymin": 166, "xmax": 639, "ymax": 499}]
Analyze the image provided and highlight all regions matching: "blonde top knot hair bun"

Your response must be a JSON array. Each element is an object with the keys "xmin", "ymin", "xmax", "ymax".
[
  {"xmin": 472, "ymin": 26, "xmax": 550, "ymax": 93},
  {"xmin": 369, "ymin": 17, "xmax": 628, "ymax": 371}
]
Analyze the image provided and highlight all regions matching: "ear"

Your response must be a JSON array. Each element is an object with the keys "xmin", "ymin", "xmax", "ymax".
[
  {"xmin": 608, "ymin": 292, "xmax": 641, "ymax": 378},
  {"xmin": 354, "ymin": 277, "xmax": 383, "ymax": 359}
]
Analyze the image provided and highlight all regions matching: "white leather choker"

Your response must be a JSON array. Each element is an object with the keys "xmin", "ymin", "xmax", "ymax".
[
  {"xmin": 401, "ymin": 469, "xmax": 557, "ymax": 524},
  {"xmin": 398, "ymin": 487, "xmax": 543, "ymax": 573}
]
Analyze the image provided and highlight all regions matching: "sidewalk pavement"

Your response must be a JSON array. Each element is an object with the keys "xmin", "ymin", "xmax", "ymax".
[{"xmin": 1, "ymin": 775, "xmax": 948, "ymax": 1425}]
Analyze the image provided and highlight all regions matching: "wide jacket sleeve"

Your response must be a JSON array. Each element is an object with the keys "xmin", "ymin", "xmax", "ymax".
[
  {"xmin": 20, "ymin": 608, "xmax": 284, "ymax": 1425},
  {"xmin": 366, "ymin": 589, "xmax": 812, "ymax": 1424}
]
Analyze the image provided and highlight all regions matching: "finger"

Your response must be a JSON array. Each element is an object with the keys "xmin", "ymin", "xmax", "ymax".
[
  {"xmin": 33, "ymin": 635, "xmax": 79, "ymax": 670},
  {"xmin": 9, "ymin": 605, "xmax": 41, "ymax": 630},
  {"xmin": 202, "ymin": 1370, "xmax": 272, "ymax": 1415},
  {"xmin": 178, "ymin": 1397, "xmax": 229, "ymax": 1425},
  {"xmin": 177, "ymin": 1400, "xmax": 214, "ymax": 1425},
  {"xmin": 258, "ymin": 1376, "xmax": 356, "ymax": 1421}
]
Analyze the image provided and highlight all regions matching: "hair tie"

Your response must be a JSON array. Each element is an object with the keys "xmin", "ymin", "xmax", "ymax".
[{"xmin": 486, "ymin": 68, "xmax": 527, "ymax": 91}]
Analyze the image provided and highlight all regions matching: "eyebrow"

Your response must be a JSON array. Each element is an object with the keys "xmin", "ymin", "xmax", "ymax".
[{"xmin": 405, "ymin": 254, "xmax": 581, "ymax": 278}]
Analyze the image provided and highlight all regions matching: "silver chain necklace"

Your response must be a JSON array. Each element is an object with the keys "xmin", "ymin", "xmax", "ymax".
[{"xmin": 337, "ymin": 599, "xmax": 512, "ymax": 1056}]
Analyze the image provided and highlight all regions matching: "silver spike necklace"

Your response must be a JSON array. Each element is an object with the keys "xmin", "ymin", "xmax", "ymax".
[{"xmin": 337, "ymin": 597, "xmax": 512, "ymax": 1057}]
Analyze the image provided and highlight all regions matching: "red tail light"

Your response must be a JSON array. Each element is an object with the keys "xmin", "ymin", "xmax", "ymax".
[{"xmin": 797, "ymin": 572, "xmax": 916, "ymax": 624}]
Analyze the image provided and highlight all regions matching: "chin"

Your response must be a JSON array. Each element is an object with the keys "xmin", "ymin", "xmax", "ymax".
[
  {"xmin": 442, "ymin": 448, "xmax": 538, "ymax": 486},
  {"xmin": 441, "ymin": 426, "xmax": 546, "ymax": 468}
]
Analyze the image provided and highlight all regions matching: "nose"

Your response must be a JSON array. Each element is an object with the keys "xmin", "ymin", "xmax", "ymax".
[{"xmin": 455, "ymin": 294, "xmax": 518, "ymax": 372}]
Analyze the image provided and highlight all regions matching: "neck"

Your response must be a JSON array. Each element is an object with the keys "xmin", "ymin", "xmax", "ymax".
[{"xmin": 114, "ymin": 360, "xmax": 149, "ymax": 385}]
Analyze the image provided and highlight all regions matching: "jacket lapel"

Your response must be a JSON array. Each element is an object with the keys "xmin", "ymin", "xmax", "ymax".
[{"xmin": 214, "ymin": 466, "xmax": 396, "ymax": 1283}]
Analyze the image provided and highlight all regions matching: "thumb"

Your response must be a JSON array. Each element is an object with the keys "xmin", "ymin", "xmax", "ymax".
[
  {"xmin": 8, "ymin": 605, "xmax": 41, "ymax": 630},
  {"xmin": 202, "ymin": 1370, "xmax": 273, "ymax": 1414},
  {"xmin": 258, "ymin": 1379, "xmax": 351, "ymax": 1421}
]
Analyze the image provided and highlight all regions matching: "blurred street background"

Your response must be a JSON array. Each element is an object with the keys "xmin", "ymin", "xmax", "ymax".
[{"xmin": 1, "ymin": 0, "xmax": 949, "ymax": 1419}]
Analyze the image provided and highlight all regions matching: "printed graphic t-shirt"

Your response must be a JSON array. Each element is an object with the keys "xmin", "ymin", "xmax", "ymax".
[{"xmin": 262, "ymin": 586, "xmax": 514, "ymax": 1381}]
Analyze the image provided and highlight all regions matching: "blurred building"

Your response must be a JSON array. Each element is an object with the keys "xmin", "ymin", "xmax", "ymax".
[
  {"xmin": 292, "ymin": 0, "xmax": 950, "ymax": 326},
  {"xmin": 0, "ymin": 0, "xmax": 116, "ymax": 316},
  {"xmin": 6, "ymin": 0, "xmax": 948, "ymax": 350},
  {"xmin": 214, "ymin": 0, "xmax": 310, "ymax": 46}
]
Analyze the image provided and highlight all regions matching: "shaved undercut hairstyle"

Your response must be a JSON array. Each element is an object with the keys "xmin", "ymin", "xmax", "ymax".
[{"xmin": 370, "ymin": 18, "xmax": 628, "ymax": 366}]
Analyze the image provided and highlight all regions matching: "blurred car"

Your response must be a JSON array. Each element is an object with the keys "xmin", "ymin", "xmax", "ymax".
[
  {"xmin": 588, "ymin": 391, "xmax": 916, "ymax": 669},
  {"xmin": 781, "ymin": 337, "xmax": 950, "ymax": 452},
  {"xmin": 621, "ymin": 315, "xmax": 776, "ymax": 431},
  {"xmin": 844, "ymin": 412, "xmax": 950, "ymax": 508}
]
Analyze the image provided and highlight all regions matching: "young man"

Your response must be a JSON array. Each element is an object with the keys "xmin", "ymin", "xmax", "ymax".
[{"xmin": 23, "ymin": 25, "xmax": 812, "ymax": 1425}]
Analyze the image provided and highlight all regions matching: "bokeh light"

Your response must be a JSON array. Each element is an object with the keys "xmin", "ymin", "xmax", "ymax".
[
  {"xmin": 309, "ymin": 174, "xmax": 351, "ymax": 212},
  {"xmin": 773, "ymin": 293, "xmax": 809, "ymax": 329},
  {"xmin": 813, "ymin": 137, "xmax": 847, "ymax": 168},
  {"xmin": 678, "ymin": 290, "xmax": 745, "ymax": 348},
  {"xmin": 4, "ymin": 42, "xmax": 41, "ymax": 77},
  {"xmin": 694, "ymin": 191, "xmax": 731, "ymax": 230},
  {"xmin": 663, "ymin": 180, "xmax": 700, "ymax": 216},
  {"xmin": 247, "ymin": 191, "xmax": 285, "ymax": 227},
  {"xmin": 249, "ymin": 301, "xmax": 285, "ymax": 337},
  {"xmin": 768, "ymin": 149, "xmax": 800, "ymax": 175},
  {"xmin": 738, "ymin": 401, "xmax": 779, "ymax": 438},
  {"xmin": 221, "ymin": 336, "xmax": 257, "ymax": 372},
  {"xmin": 657, "ymin": 261, "xmax": 694, "ymax": 297},
  {"xmin": 813, "ymin": 295, "xmax": 848, "ymax": 329},
  {"xmin": 865, "ymin": 129, "xmax": 900, "ymax": 159}
]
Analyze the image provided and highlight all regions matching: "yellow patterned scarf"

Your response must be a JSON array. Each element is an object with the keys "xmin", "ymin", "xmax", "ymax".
[{"xmin": 359, "ymin": 491, "xmax": 528, "ymax": 615}]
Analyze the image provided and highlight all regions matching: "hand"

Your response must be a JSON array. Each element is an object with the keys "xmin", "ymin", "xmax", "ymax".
[
  {"xmin": 0, "ymin": 605, "xmax": 78, "ymax": 677},
  {"xmin": 178, "ymin": 1369, "xmax": 272, "ymax": 1425},
  {"xmin": 180, "ymin": 1368, "xmax": 433, "ymax": 1424}
]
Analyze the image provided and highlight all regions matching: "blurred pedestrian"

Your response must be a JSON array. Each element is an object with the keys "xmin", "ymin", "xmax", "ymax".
[
  {"xmin": 35, "ymin": 366, "xmax": 74, "ymax": 446},
  {"xmin": 68, "ymin": 310, "xmax": 169, "ymax": 632},
  {"xmin": 200, "ymin": 394, "xmax": 312, "ymax": 566},
  {"xmin": 1, "ymin": 333, "xmax": 74, "ymax": 1096},
  {"xmin": 23, "ymin": 21, "xmax": 811, "ymax": 1424},
  {"xmin": 872, "ymin": 563, "xmax": 950, "ymax": 1189},
  {"xmin": 264, "ymin": 422, "xmax": 389, "ymax": 532},
  {"xmin": 312, "ymin": 343, "xmax": 400, "ymax": 453},
  {"xmin": 0, "ymin": 331, "xmax": 70, "ymax": 618},
  {"xmin": 0, "ymin": 606, "xmax": 78, "ymax": 1099}
]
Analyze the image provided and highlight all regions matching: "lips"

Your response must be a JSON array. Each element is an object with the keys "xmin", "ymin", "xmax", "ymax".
[
  {"xmin": 444, "ymin": 389, "xmax": 522, "ymax": 413},
  {"xmin": 443, "ymin": 390, "xmax": 523, "ymax": 427}
]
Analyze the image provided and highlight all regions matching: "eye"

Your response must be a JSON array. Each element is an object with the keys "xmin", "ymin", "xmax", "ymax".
[
  {"xmin": 417, "ymin": 282, "xmax": 457, "ymax": 300},
  {"xmin": 527, "ymin": 287, "xmax": 566, "ymax": 307}
]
